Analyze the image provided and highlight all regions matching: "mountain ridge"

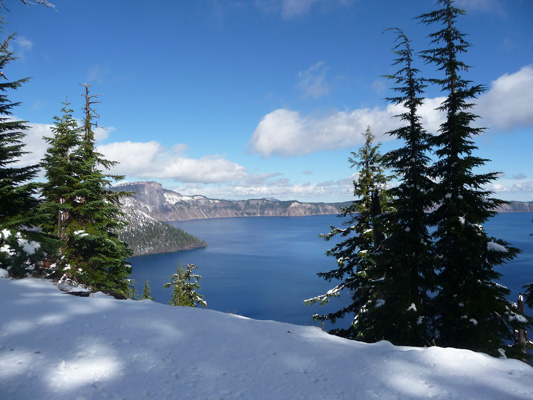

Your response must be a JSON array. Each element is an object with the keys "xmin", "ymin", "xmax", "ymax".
[
  {"xmin": 114, "ymin": 181, "xmax": 533, "ymax": 222},
  {"xmin": 114, "ymin": 181, "xmax": 347, "ymax": 221}
]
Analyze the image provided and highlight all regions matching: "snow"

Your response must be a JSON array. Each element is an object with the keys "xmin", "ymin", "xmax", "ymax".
[
  {"xmin": 73, "ymin": 230, "xmax": 89, "ymax": 237},
  {"xmin": 16, "ymin": 237, "xmax": 41, "ymax": 255},
  {"xmin": 0, "ymin": 244, "xmax": 14, "ymax": 256},
  {"xmin": 1, "ymin": 278, "xmax": 533, "ymax": 400},
  {"xmin": 510, "ymin": 313, "xmax": 529, "ymax": 324},
  {"xmin": 488, "ymin": 242, "xmax": 508, "ymax": 253}
]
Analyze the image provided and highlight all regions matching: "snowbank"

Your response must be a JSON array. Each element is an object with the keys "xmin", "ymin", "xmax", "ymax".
[{"xmin": 1, "ymin": 278, "xmax": 533, "ymax": 400}]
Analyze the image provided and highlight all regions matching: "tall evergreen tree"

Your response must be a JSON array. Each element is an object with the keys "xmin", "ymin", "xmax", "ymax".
[
  {"xmin": 418, "ymin": 0, "xmax": 525, "ymax": 356},
  {"xmin": 0, "ymin": 21, "xmax": 50, "ymax": 277},
  {"xmin": 40, "ymin": 100, "xmax": 82, "ymax": 241},
  {"xmin": 56, "ymin": 85, "xmax": 132, "ymax": 297},
  {"xmin": 305, "ymin": 127, "xmax": 391, "ymax": 340},
  {"xmin": 371, "ymin": 28, "xmax": 436, "ymax": 346},
  {"xmin": 0, "ymin": 24, "xmax": 39, "ymax": 230}
]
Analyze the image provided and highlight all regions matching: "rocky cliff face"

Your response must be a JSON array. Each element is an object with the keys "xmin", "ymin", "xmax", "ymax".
[
  {"xmin": 496, "ymin": 201, "xmax": 533, "ymax": 212},
  {"xmin": 113, "ymin": 181, "xmax": 344, "ymax": 222},
  {"xmin": 114, "ymin": 181, "xmax": 532, "ymax": 225}
]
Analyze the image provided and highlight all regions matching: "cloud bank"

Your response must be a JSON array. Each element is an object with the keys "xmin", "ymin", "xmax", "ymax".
[
  {"xmin": 477, "ymin": 65, "xmax": 533, "ymax": 130},
  {"xmin": 249, "ymin": 66, "xmax": 533, "ymax": 157},
  {"xmin": 97, "ymin": 141, "xmax": 247, "ymax": 184}
]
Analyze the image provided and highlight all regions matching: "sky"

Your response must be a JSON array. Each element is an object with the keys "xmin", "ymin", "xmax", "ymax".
[{"xmin": 3, "ymin": 0, "xmax": 533, "ymax": 202}]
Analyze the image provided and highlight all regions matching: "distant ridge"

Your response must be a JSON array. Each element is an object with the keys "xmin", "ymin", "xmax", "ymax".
[
  {"xmin": 113, "ymin": 181, "xmax": 347, "ymax": 222},
  {"xmin": 113, "ymin": 181, "xmax": 532, "ymax": 222},
  {"xmin": 496, "ymin": 201, "xmax": 533, "ymax": 213}
]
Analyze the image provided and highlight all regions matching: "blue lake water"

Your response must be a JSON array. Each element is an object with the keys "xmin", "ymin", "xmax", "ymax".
[{"xmin": 129, "ymin": 213, "xmax": 533, "ymax": 327}]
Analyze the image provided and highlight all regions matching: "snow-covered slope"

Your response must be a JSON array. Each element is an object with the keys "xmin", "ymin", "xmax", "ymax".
[
  {"xmin": 118, "ymin": 196, "xmax": 206, "ymax": 256},
  {"xmin": 1, "ymin": 276, "xmax": 533, "ymax": 400}
]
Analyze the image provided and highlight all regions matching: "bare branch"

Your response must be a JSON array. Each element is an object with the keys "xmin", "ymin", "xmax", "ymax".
[{"xmin": 0, "ymin": 0, "xmax": 56, "ymax": 11}]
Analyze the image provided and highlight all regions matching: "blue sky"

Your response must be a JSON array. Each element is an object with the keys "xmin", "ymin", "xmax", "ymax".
[{"xmin": 5, "ymin": 0, "xmax": 533, "ymax": 202}]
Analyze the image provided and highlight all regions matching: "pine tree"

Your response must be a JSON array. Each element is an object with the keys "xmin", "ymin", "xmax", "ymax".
[
  {"xmin": 142, "ymin": 280, "xmax": 153, "ymax": 300},
  {"xmin": 164, "ymin": 264, "xmax": 206, "ymax": 308},
  {"xmin": 0, "ymin": 21, "xmax": 49, "ymax": 277},
  {"xmin": 58, "ymin": 85, "xmax": 132, "ymax": 297},
  {"xmin": 371, "ymin": 28, "xmax": 436, "ymax": 346},
  {"xmin": 39, "ymin": 100, "xmax": 83, "ymax": 269},
  {"xmin": 0, "ymin": 24, "xmax": 39, "ymax": 230},
  {"xmin": 129, "ymin": 279, "xmax": 137, "ymax": 300},
  {"xmin": 305, "ymin": 127, "xmax": 391, "ymax": 339},
  {"xmin": 418, "ymin": 0, "xmax": 525, "ymax": 356}
]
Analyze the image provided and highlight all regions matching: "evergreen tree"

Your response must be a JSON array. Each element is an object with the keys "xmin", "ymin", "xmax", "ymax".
[
  {"xmin": 0, "ymin": 21, "xmax": 50, "ymax": 277},
  {"xmin": 57, "ymin": 85, "xmax": 132, "ymax": 297},
  {"xmin": 164, "ymin": 264, "xmax": 206, "ymax": 308},
  {"xmin": 372, "ymin": 28, "xmax": 436, "ymax": 346},
  {"xmin": 0, "ymin": 24, "xmax": 39, "ymax": 230},
  {"xmin": 305, "ymin": 127, "xmax": 391, "ymax": 339},
  {"xmin": 142, "ymin": 280, "xmax": 153, "ymax": 300},
  {"xmin": 129, "ymin": 279, "xmax": 137, "ymax": 300},
  {"xmin": 418, "ymin": 0, "xmax": 525, "ymax": 356},
  {"xmin": 39, "ymin": 100, "xmax": 82, "ymax": 265}
]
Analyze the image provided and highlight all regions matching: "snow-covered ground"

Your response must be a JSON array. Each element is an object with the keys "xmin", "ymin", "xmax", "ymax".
[{"xmin": 1, "ymin": 275, "xmax": 533, "ymax": 400}]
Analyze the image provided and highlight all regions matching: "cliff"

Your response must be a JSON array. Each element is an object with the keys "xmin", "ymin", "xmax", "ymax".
[
  {"xmin": 113, "ymin": 181, "xmax": 345, "ymax": 222},
  {"xmin": 496, "ymin": 201, "xmax": 533, "ymax": 212}
]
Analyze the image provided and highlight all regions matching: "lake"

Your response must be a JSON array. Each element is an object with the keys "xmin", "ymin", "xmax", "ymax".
[{"xmin": 129, "ymin": 213, "xmax": 533, "ymax": 328}]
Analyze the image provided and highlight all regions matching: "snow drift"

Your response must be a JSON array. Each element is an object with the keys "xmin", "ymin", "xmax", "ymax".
[{"xmin": 1, "ymin": 275, "xmax": 533, "ymax": 400}]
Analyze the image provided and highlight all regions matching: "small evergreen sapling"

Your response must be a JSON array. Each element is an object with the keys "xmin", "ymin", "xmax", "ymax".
[
  {"xmin": 164, "ymin": 264, "xmax": 206, "ymax": 308},
  {"xmin": 129, "ymin": 279, "xmax": 137, "ymax": 300},
  {"xmin": 142, "ymin": 280, "xmax": 153, "ymax": 300}
]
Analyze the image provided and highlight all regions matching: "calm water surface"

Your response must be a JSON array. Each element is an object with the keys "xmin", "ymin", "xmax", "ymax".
[{"xmin": 129, "ymin": 213, "xmax": 533, "ymax": 327}]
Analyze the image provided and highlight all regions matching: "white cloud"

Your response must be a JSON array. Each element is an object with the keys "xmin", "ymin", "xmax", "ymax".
[
  {"xmin": 256, "ymin": 0, "xmax": 353, "ymax": 20},
  {"xmin": 87, "ymin": 65, "xmax": 111, "ymax": 84},
  {"xmin": 455, "ymin": 0, "xmax": 503, "ymax": 13},
  {"xmin": 15, "ymin": 122, "xmax": 52, "ymax": 167},
  {"xmin": 12, "ymin": 36, "xmax": 33, "ymax": 59},
  {"xmin": 12, "ymin": 120, "xmax": 131, "ymax": 167},
  {"xmin": 297, "ymin": 61, "xmax": 330, "ymax": 99},
  {"xmin": 488, "ymin": 180, "xmax": 533, "ymax": 200},
  {"xmin": 248, "ymin": 99, "xmax": 447, "ymax": 157},
  {"xmin": 250, "ymin": 65, "xmax": 533, "ymax": 158},
  {"xmin": 281, "ymin": 0, "xmax": 319, "ymax": 19},
  {"xmin": 476, "ymin": 65, "xmax": 533, "ymax": 131},
  {"xmin": 174, "ymin": 174, "xmax": 356, "ymax": 202},
  {"xmin": 97, "ymin": 141, "xmax": 248, "ymax": 184}
]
